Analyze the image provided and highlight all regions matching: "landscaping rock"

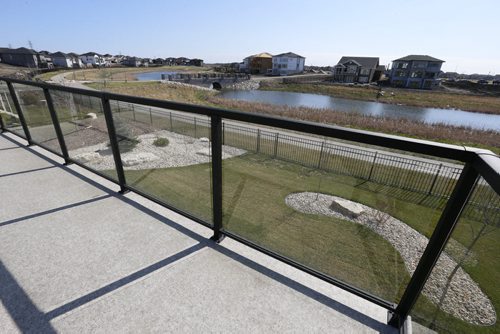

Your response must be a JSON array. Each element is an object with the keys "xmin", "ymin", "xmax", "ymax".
[
  {"xmin": 330, "ymin": 198, "xmax": 365, "ymax": 218},
  {"xmin": 86, "ymin": 112, "xmax": 97, "ymax": 119},
  {"xmin": 122, "ymin": 152, "xmax": 159, "ymax": 166},
  {"xmin": 199, "ymin": 137, "xmax": 210, "ymax": 143}
]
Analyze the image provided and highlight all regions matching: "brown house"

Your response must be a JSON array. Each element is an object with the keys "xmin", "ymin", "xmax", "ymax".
[{"xmin": 241, "ymin": 52, "xmax": 273, "ymax": 74}]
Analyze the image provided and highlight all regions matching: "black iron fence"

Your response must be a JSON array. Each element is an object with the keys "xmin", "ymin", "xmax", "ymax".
[
  {"xmin": 0, "ymin": 77, "xmax": 499, "ymax": 332},
  {"xmin": 90, "ymin": 100, "xmax": 498, "ymax": 223}
]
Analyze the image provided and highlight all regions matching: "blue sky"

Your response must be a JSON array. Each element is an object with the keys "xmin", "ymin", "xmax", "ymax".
[{"xmin": 1, "ymin": 0, "xmax": 499, "ymax": 74}]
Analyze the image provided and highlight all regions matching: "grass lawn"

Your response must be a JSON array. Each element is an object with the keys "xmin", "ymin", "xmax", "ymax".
[{"xmin": 121, "ymin": 152, "xmax": 499, "ymax": 334}]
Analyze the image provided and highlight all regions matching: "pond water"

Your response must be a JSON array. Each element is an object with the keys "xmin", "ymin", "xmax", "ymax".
[
  {"xmin": 135, "ymin": 71, "xmax": 177, "ymax": 81},
  {"xmin": 219, "ymin": 90, "xmax": 500, "ymax": 131}
]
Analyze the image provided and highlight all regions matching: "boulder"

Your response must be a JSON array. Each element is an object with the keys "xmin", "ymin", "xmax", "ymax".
[
  {"xmin": 199, "ymin": 137, "xmax": 210, "ymax": 143},
  {"xmin": 196, "ymin": 148, "xmax": 211, "ymax": 157},
  {"xmin": 330, "ymin": 198, "xmax": 365, "ymax": 218},
  {"xmin": 122, "ymin": 152, "xmax": 159, "ymax": 166},
  {"xmin": 86, "ymin": 112, "xmax": 97, "ymax": 119}
]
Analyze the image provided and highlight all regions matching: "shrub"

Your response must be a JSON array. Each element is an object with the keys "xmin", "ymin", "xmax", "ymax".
[{"xmin": 153, "ymin": 137, "xmax": 169, "ymax": 147}]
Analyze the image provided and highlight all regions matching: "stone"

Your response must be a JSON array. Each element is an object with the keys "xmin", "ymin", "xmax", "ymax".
[
  {"xmin": 122, "ymin": 152, "xmax": 159, "ymax": 167},
  {"xmin": 329, "ymin": 198, "xmax": 365, "ymax": 218},
  {"xmin": 196, "ymin": 148, "xmax": 211, "ymax": 157},
  {"xmin": 86, "ymin": 112, "xmax": 97, "ymax": 119},
  {"xmin": 73, "ymin": 152, "xmax": 102, "ymax": 163},
  {"xmin": 199, "ymin": 137, "xmax": 210, "ymax": 142}
]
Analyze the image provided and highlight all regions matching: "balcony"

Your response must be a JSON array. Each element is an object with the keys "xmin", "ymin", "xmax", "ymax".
[{"xmin": 0, "ymin": 77, "xmax": 499, "ymax": 333}]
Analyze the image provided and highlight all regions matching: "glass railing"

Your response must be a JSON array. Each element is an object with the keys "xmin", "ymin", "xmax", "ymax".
[{"xmin": 0, "ymin": 77, "xmax": 498, "ymax": 334}]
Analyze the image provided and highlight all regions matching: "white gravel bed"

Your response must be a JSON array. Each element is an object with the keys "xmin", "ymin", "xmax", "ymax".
[
  {"xmin": 69, "ymin": 130, "xmax": 246, "ymax": 170},
  {"xmin": 285, "ymin": 192, "xmax": 496, "ymax": 326}
]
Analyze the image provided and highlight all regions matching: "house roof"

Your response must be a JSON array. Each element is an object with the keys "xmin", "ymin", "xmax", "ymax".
[
  {"xmin": 273, "ymin": 52, "xmax": 305, "ymax": 59},
  {"xmin": 51, "ymin": 51, "xmax": 69, "ymax": 58},
  {"xmin": 393, "ymin": 55, "xmax": 444, "ymax": 62},
  {"xmin": 0, "ymin": 47, "xmax": 38, "ymax": 55},
  {"xmin": 67, "ymin": 52, "xmax": 80, "ymax": 57},
  {"xmin": 249, "ymin": 52, "xmax": 272, "ymax": 59},
  {"xmin": 337, "ymin": 56, "xmax": 379, "ymax": 69},
  {"xmin": 81, "ymin": 52, "xmax": 101, "ymax": 56}
]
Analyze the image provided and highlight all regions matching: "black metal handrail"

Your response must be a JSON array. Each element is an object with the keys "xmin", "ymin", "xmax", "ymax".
[{"xmin": 1, "ymin": 76, "xmax": 499, "ymax": 331}]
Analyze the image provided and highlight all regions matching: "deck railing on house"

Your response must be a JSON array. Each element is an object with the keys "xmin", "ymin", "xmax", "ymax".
[{"xmin": 0, "ymin": 77, "xmax": 498, "ymax": 333}]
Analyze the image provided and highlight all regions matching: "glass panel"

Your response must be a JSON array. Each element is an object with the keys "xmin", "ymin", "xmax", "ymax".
[
  {"xmin": 14, "ymin": 84, "xmax": 61, "ymax": 153},
  {"xmin": 221, "ymin": 120, "xmax": 464, "ymax": 304},
  {"xmin": 50, "ymin": 91, "xmax": 118, "ymax": 180},
  {"xmin": 109, "ymin": 100, "xmax": 213, "ymax": 223},
  {"xmin": 0, "ymin": 81, "xmax": 25, "ymax": 137},
  {"xmin": 411, "ymin": 178, "xmax": 499, "ymax": 334}
]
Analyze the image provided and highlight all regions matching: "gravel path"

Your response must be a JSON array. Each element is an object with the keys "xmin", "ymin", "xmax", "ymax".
[
  {"xmin": 69, "ymin": 130, "xmax": 246, "ymax": 170},
  {"xmin": 285, "ymin": 192, "xmax": 496, "ymax": 326}
]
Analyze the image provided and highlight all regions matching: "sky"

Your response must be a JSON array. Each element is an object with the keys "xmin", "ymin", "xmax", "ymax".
[{"xmin": 1, "ymin": 0, "xmax": 499, "ymax": 74}]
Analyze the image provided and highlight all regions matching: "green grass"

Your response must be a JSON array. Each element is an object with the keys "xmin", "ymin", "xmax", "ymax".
[{"xmin": 119, "ymin": 152, "xmax": 499, "ymax": 334}]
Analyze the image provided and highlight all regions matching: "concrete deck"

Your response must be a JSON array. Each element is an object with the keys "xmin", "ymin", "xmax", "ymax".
[{"xmin": 0, "ymin": 132, "xmax": 397, "ymax": 333}]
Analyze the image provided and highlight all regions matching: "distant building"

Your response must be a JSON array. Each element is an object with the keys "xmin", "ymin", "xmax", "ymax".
[
  {"xmin": 332, "ymin": 56, "xmax": 384, "ymax": 83},
  {"xmin": 389, "ymin": 55, "xmax": 444, "ymax": 89},
  {"xmin": 189, "ymin": 58, "xmax": 203, "ymax": 67},
  {"xmin": 272, "ymin": 52, "xmax": 305, "ymax": 76},
  {"xmin": 79, "ymin": 52, "xmax": 106, "ymax": 67},
  {"xmin": 0, "ymin": 47, "xmax": 42, "ymax": 68},
  {"xmin": 153, "ymin": 58, "xmax": 165, "ymax": 65},
  {"xmin": 51, "ymin": 52, "xmax": 75, "ymax": 68},
  {"xmin": 67, "ymin": 53, "xmax": 84, "ymax": 68},
  {"xmin": 122, "ymin": 57, "xmax": 142, "ymax": 67},
  {"xmin": 240, "ymin": 52, "xmax": 273, "ymax": 74}
]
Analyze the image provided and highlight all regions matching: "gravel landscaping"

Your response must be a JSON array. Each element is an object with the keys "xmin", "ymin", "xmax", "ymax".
[
  {"xmin": 285, "ymin": 192, "xmax": 496, "ymax": 326},
  {"xmin": 69, "ymin": 130, "xmax": 246, "ymax": 170}
]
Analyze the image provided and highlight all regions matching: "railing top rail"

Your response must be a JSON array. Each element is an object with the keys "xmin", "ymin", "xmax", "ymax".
[
  {"xmin": 0, "ymin": 76, "xmax": 495, "ymax": 167},
  {"xmin": 473, "ymin": 152, "xmax": 500, "ymax": 195}
]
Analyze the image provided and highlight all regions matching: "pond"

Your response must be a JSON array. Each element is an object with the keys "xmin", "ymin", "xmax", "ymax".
[
  {"xmin": 219, "ymin": 90, "xmax": 500, "ymax": 131},
  {"xmin": 135, "ymin": 71, "xmax": 177, "ymax": 81}
]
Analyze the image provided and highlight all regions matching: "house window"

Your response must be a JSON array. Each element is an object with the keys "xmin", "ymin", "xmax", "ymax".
[
  {"xmin": 280, "ymin": 58, "xmax": 288, "ymax": 63},
  {"xmin": 395, "ymin": 70, "xmax": 408, "ymax": 77},
  {"xmin": 412, "ymin": 61, "xmax": 427, "ymax": 69},
  {"xmin": 410, "ymin": 71, "xmax": 423, "ymax": 78},
  {"xmin": 396, "ymin": 62, "xmax": 409, "ymax": 69},
  {"xmin": 360, "ymin": 68, "xmax": 370, "ymax": 75},
  {"xmin": 409, "ymin": 81, "xmax": 420, "ymax": 88},
  {"xmin": 424, "ymin": 72, "xmax": 435, "ymax": 79}
]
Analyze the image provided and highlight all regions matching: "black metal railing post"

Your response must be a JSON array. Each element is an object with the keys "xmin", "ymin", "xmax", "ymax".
[
  {"xmin": 43, "ymin": 88, "xmax": 71, "ymax": 164},
  {"xmin": 428, "ymin": 163, "xmax": 443, "ymax": 195},
  {"xmin": 6, "ymin": 82, "xmax": 32, "ymax": 144},
  {"xmin": 101, "ymin": 96, "xmax": 128, "ymax": 194},
  {"xmin": 0, "ymin": 108, "xmax": 5, "ymax": 132},
  {"xmin": 367, "ymin": 151, "xmax": 378, "ymax": 181},
  {"xmin": 388, "ymin": 162, "xmax": 479, "ymax": 328},
  {"xmin": 210, "ymin": 115, "xmax": 224, "ymax": 243}
]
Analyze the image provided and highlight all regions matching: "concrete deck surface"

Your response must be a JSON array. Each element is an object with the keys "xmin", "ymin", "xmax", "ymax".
[{"xmin": 0, "ymin": 132, "xmax": 397, "ymax": 333}]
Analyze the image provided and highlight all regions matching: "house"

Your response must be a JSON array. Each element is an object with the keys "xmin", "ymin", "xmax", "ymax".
[
  {"xmin": 332, "ymin": 56, "xmax": 383, "ymax": 83},
  {"xmin": 189, "ymin": 58, "xmax": 203, "ymax": 67},
  {"xmin": 79, "ymin": 52, "xmax": 106, "ymax": 67},
  {"xmin": 389, "ymin": 55, "xmax": 444, "ymax": 89},
  {"xmin": 272, "ymin": 52, "xmax": 305, "ymax": 76},
  {"xmin": 175, "ymin": 57, "xmax": 190, "ymax": 66},
  {"xmin": 153, "ymin": 58, "xmax": 165, "ymax": 65},
  {"xmin": 164, "ymin": 57, "xmax": 176, "ymax": 66},
  {"xmin": 51, "ymin": 52, "xmax": 74, "ymax": 68},
  {"xmin": 240, "ymin": 52, "xmax": 272, "ymax": 74},
  {"xmin": 67, "ymin": 53, "xmax": 84, "ymax": 68},
  {"xmin": 122, "ymin": 56, "xmax": 148, "ymax": 67},
  {"xmin": 0, "ymin": 47, "xmax": 42, "ymax": 68}
]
